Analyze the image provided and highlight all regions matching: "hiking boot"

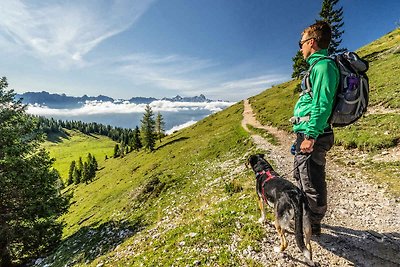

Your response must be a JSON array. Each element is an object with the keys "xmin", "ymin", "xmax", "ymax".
[{"xmin": 311, "ymin": 223, "xmax": 321, "ymax": 236}]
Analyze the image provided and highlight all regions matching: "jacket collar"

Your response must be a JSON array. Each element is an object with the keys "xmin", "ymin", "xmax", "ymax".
[{"xmin": 306, "ymin": 49, "xmax": 329, "ymax": 65}]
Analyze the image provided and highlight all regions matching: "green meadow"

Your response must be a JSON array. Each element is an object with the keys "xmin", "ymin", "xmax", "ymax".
[{"xmin": 43, "ymin": 130, "xmax": 116, "ymax": 182}]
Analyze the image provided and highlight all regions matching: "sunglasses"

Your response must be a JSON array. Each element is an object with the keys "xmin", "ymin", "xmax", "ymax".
[{"xmin": 298, "ymin": 37, "xmax": 315, "ymax": 49}]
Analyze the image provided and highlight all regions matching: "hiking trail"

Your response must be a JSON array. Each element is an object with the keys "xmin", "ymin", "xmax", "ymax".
[{"xmin": 241, "ymin": 99, "xmax": 400, "ymax": 267}]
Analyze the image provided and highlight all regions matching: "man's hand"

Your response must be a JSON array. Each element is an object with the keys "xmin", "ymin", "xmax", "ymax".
[{"xmin": 300, "ymin": 139, "xmax": 315, "ymax": 153}]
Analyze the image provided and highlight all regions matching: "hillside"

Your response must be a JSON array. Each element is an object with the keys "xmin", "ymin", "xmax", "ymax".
[{"xmin": 35, "ymin": 28, "xmax": 400, "ymax": 266}]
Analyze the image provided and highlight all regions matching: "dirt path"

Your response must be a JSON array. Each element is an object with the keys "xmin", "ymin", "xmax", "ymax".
[{"xmin": 242, "ymin": 99, "xmax": 400, "ymax": 267}]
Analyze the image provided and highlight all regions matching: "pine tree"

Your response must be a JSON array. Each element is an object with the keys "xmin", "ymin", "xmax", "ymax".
[
  {"xmin": 87, "ymin": 153, "xmax": 97, "ymax": 182},
  {"xmin": 73, "ymin": 167, "xmax": 80, "ymax": 184},
  {"xmin": 68, "ymin": 160, "xmax": 76, "ymax": 185},
  {"xmin": 319, "ymin": 0, "xmax": 347, "ymax": 55},
  {"xmin": 114, "ymin": 144, "xmax": 120, "ymax": 158},
  {"xmin": 0, "ymin": 77, "xmax": 70, "ymax": 266},
  {"xmin": 140, "ymin": 104, "xmax": 156, "ymax": 151},
  {"xmin": 155, "ymin": 112, "xmax": 166, "ymax": 142},
  {"xmin": 291, "ymin": 51, "xmax": 309, "ymax": 79},
  {"xmin": 74, "ymin": 157, "xmax": 83, "ymax": 184},
  {"xmin": 92, "ymin": 155, "xmax": 98, "ymax": 170},
  {"xmin": 82, "ymin": 162, "xmax": 89, "ymax": 184},
  {"xmin": 131, "ymin": 126, "xmax": 142, "ymax": 151}
]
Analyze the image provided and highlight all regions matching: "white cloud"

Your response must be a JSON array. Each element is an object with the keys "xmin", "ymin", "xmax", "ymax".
[
  {"xmin": 26, "ymin": 99, "xmax": 233, "ymax": 116},
  {"xmin": 166, "ymin": 120, "xmax": 197, "ymax": 135},
  {"xmin": 0, "ymin": 0, "xmax": 154, "ymax": 68}
]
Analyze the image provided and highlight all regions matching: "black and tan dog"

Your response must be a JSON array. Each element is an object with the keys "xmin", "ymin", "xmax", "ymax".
[{"xmin": 247, "ymin": 154, "xmax": 314, "ymax": 266}]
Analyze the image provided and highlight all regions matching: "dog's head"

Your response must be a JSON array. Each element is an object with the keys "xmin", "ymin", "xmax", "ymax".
[{"xmin": 246, "ymin": 154, "xmax": 274, "ymax": 173}]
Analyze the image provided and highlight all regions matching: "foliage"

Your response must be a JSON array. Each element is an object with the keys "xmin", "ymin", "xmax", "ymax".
[
  {"xmin": 68, "ymin": 160, "xmax": 76, "ymax": 185},
  {"xmin": 140, "ymin": 104, "xmax": 156, "ymax": 151},
  {"xmin": 113, "ymin": 144, "xmax": 120, "ymax": 158},
  {"xmin": 155, "ymin": 112, "xmax": 166, "ymax": 142},
  {"xmin": 68, "ymin": 153, "xmax": 98, "ymax": 185},
  {"xmin": 43, "ymin": 129, "xmax": 115, "ymax": 183},
  {"xmin": 131, "ymin": 126, "xmax": 142, "ymax": 150},
  {"xmin": 291, "ymin": 50, "xmax": 308, "ymax": 79},
  {"xmin": 319, "ymin": 0, "xmax": 347, "ymax": 55},
  {"xmin": 0, "ymin": 77, "xmax": 70, "ymax": 266},
  {"xmin": 37, "ymin": 116, "xmax": 134, "ymax": 145}
]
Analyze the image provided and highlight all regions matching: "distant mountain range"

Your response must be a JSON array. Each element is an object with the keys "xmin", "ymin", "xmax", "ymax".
[{"xmin": 15, "ymin": 91, "xmax": 218, "ymax": 109}]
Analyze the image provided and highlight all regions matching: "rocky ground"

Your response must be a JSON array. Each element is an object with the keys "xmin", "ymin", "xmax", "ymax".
[{"xmin": 241, "ymin": 99, "xmax": 400, "ymax": 267}]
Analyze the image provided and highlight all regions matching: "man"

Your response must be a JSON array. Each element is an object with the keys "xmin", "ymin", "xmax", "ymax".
[{"xmin": 292, "ymin": 21, "xmax": 339, "ymax": 235}]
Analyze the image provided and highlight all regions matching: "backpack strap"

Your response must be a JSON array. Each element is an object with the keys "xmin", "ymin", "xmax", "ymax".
[{"xmin": 302, "ymin": 56, "xmax": 333, "ymax": 98}]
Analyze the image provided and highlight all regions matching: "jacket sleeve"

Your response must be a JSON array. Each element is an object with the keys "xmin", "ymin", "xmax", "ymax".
[{"xmin": 305, "ymin": 60, "xmax": 339, "ymax": 138}]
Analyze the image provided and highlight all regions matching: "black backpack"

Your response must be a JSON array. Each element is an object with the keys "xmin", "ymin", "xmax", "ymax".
[{"xmin": 303, "ymin": 52, "xmax": 369, "ymax": 127}]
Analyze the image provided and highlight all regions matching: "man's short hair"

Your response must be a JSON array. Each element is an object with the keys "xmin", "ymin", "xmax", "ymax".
[{"xmin": 302, "ymin": 21, "xmax": 332, "ymax": 49}]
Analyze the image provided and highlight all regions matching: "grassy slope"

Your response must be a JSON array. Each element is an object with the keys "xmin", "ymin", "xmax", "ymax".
[
  {"xmin": 249, "ymin": 28, "xmax": 400, "ymax": 196},
  {"xmin": 43, "ymin": 130, "xmax": 116, "ymax": 182},
  {"xmin": 39, "ymin": 103, "xmax": 272, "ymax": 267}
]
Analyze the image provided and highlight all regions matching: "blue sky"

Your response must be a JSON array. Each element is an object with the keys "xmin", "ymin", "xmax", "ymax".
[{"xmin": 0, "ymin": 0, "xmax": 399, "ymax": 102}]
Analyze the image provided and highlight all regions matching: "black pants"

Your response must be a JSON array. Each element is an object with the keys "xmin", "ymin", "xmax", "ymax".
[{"xmin": 293, "ymin": 131, "xmax": 334, "ymax": 225}]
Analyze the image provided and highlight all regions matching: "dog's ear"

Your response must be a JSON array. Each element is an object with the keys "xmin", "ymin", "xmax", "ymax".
[{"xmin": 259, "ymin": 153, "xmax": 265, "ymax": 159}]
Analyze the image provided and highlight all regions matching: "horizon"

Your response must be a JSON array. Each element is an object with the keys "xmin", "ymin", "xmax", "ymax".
[
  {"xmin": 1, "ymin": 1, "xmax": 399, "ymax": 102},
  {"xmin": 16, "ymin": 90, "xmax": 226, "ymax": 102}
]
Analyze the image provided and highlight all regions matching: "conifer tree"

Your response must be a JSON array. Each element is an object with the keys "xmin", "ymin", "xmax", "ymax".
[
  {"xmin": 0, "ymin": 77, "xmax": 70, "ymax": 266},
  {"xmin": 73, "ymin": 168, "xmax": 81, "ymax": 184},
  {"xmin": 92, "ymin": 155, "xmax": 98, "ymax": 170},
  {"xmin": 87, "ymin": 153, "xmax": 97, "ymax": 182},
  {"xmin": 155, "ymin": 112, "xmax": 166, "ymax": 142},
  {"xmin": 291, "ymin": 51, "xmax": 309, "ymax": 79},
  {"xmin": 140, "ymin": 104, "xmax": 156, "ymax": 151},
  {"xmin": 68, "ymin": 160, "xmax": 76, "ymax": 185},
  {"xmin": 114, "ymin": 144, "xmax": 120, "ymax": 158},
  {"xmin": 82, "ymin": 162, "xmax": 89, "ymax": 184},
  {"xmin": 319, "ymin": 0, "xmax": 347, "ymax": 55},
  {"xmin": 132, "ymin": 126, "xmax": 142, "ymax": 151}
]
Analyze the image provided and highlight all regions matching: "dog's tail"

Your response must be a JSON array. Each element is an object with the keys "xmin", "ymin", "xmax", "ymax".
[{"xmin": 290, "ymin": 192, "xmax": 313, "ymax": 265}]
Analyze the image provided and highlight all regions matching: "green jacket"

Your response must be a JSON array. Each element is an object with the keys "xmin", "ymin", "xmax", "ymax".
[{"xmin": 293, "ymin": 49, "xmax": 339, "ymax": 139}]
